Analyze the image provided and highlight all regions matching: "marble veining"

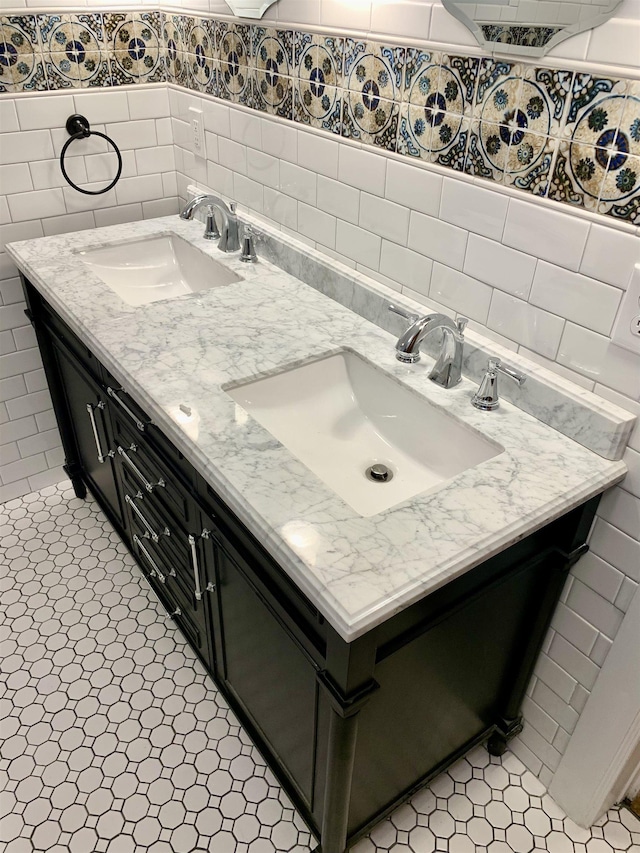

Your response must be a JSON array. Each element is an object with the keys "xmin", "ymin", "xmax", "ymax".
[{"xmin": 6, "ymin": 216, "xmax": 629, "ymax": 641}]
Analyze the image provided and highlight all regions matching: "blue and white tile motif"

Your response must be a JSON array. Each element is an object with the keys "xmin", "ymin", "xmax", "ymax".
[
  {"xmin": 500, "ymin": 75, "xmax": 557, "ymax": 195},
  {"xmin": 217, "ymin": 22, "xmax": 251, "ymax": 106},
  {"xmin": 564, "ymin": 72, "xmax": 622, "ymax": 126},
  {"xmin": 549, "ymin": 77, "xmax": 636, "ymax": 218},
  {"xmin": 40, "ymin": 13, "xmax": 110, "ymax": 89},
  {"xmin": 463, "ymin": 60, "xmax": 518, "ymax": 179},
  {"xmin": 294, "ymin": 34, "xmax": 343, "ymax": 134},
  {"xmin": 344, "ymin": 41, "xmax": 403, "ymax": 98},
  {"xmin": 402, "ymin": 47, "xmax": 435, "ymax": 95},
  {"xmin": 474, "ymin": 59, "xmax": 517, "ymax": 115},
  {"xmin": 252, "ymin": 28, "xmax": 293, "ymax": 118},
  {"xmin": 162, "ymin": 14, "xmax": 187, "ymax": 87},
  {"xmin": 0, "ymin": 15, "xmax": 47, "ymax": 92},
  {"xmin": 108, "ymin": 13, "xmax": 164, "ymax": 85},
  {"xmin": 504, "ymin": 67, "xmax": 572, "ymax": 197},
  {"xmin": 3, "ymin": 11, "xmax": 640, "ymax": 224},
  {"xmin": 399, "ymin": 58, "xmax": 469, "ymax": 165},
  {"xmin": 573, "ymin": 94, "xmax": 628, "ymax": 199},
  {"xmin": 398, "ymin": 60, "xmax": 441, "ymax": 158},
  {"xmin": 536, "ymin": 67, "xmax": 573, "ymax": 122},
  {"xmin": 185, "ymin": 19, "xmax": 216, "ymax": 95},
  {"xmin": 343, "ymin": 42, "xmax": 403, "ymax": 149},
  {"xmin": 597, "ymin": 93, "xmax": 640, "ymax": 222}
]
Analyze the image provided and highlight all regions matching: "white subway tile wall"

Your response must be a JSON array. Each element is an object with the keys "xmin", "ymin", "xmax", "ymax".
[{"xmin": 0, "ymin": 87, "xmax": 179, "ymax": 503}]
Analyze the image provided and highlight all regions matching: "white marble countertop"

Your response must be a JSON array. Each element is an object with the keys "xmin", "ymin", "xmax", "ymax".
[{"xmin": 7, "ymin": 216, "xmax": 628, "ymax": 641}]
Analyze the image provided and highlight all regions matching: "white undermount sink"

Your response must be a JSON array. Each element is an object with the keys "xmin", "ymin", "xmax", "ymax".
[
  {"xmin": 227, "ymin": 350, "xmax": 504, "ymax": 517},
  {"xmin": 77, "ymin": 233, "xmax": 242, "ymax": 306}
]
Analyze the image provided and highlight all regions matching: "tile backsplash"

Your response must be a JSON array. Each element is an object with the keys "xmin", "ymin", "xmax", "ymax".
[{"xmin": 1, "ymin": 11, "xmax": 639, "ymax": 225}]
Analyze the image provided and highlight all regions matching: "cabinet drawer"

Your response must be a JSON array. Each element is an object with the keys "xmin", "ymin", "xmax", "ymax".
[
  {"xmin": 129, "ymin": 507, "xmax": 211, "ymax": 659},
  {"xmin": 102, "ymin": 368, "xmax": 197, "ymax": 489},
  {"xmin": 132, "ymin": 530, "xmax": 208, "ymax": 653},
  {"xmin": 122, "ymin": 470, "xmax": 207, "ymax": 601},
  {"xmin": 101, "ymin": 368, "xmax": 151, "ymax": 433},
  {"xmin": 113, "ymin": 417, "xmax": 196, "ymax": 530}
]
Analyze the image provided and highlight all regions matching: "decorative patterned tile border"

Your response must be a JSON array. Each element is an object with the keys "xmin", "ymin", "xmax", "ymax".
[{"xmin": 1, "ymin": 11, "xmax": 639, "ymax": 224}]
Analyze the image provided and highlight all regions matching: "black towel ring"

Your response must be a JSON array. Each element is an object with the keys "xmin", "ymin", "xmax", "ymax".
[{"xmin": 60, "ymin": 114, "xmax": 123, "ymax": 196}]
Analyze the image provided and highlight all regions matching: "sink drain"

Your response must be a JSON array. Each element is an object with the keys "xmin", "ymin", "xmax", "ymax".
[{"xmin": 365, "ymin": 463, "xmax": 394, "ymax": 483}]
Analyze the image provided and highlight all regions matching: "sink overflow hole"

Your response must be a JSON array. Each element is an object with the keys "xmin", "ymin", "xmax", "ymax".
[{"xmin": 365, "ymin": 464, "xmax": 394, "ymax": 483}]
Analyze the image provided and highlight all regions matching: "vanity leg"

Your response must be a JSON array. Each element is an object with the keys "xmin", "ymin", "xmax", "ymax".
[
  {"xmin": 488, "ymin": 716, "xmax": 523, "ymax": 756},
  {"xmin": 320, "ymin": 708, "xmax": 359, "ymax": 853},
  {"xmin": 64, "ymin": 461, "xmax": 87, "ymax": 499},
  {"xmin": 317, "ymin": 673, "xmax": 378, "ymax": 853},
  {"xmin": 487, "ymin": 733, "xmax": 507, "ymax": 757},
  {"xmin": 487, "ymin": 533, "xmax": 595, "ymax": 759}
]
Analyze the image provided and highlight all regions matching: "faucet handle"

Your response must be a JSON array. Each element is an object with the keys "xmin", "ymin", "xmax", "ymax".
[
  {"xmin": 472, "ymin": 357, "xmax": 526, "ymax": 411},
  {"xmin": 389, "ymin": 304, "xmax": 419, "ymax": 324},
  {"xmin": 243, "ymin": 224, "xmax": 262, "ymax": 240},
  {"xmin": 456, "ymin": 317, "xmax": 469, "ymax": 335},
  {"xmin": 240, "ymin": 225, "xmax": 257, "ymax": 263},
  {"xmin": 491, "ymin": 358, "xmax": 526, "ymax": 386},
  {"xmin": 229, "ymin": 201, "xmax": 237, "ymax": 214}
]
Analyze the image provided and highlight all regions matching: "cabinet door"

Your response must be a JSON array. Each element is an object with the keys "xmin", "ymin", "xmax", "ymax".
[
  {"xmin": 214, "ymin": 543, "xmax": 318, "ymax": 807},
  {"xmin": 51, "ymin": 336, "xmax": 124, "ymax": 529}
]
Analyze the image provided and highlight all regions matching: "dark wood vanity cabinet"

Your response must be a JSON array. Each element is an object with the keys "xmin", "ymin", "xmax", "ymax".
[{"xmin": 22, "ymin": 276, "xmax": 601, "ymax": 853}]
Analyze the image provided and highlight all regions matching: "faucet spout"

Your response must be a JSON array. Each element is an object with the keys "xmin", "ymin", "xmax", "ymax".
[
  {"xmin": 389, "ymin": 307, "xmax": 469, "ymax": 388},
  {"xmin": 179, "ymin": 193, "xmax": 209, "ymax": 220},
  {"xmin": 179, "ymin": 194, "xmax": 241, "ymax": 252},
  {"xmin": 395, "ymin": 313, "xmax": 454, "ymax": 363},
  {"xmin": 429, "ymin": 322, "xmax": 467, "ymax": 388}
]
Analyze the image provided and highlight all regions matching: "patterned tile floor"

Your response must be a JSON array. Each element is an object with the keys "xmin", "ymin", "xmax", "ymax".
[{"xmin": 1, "ymin": 482, "xmax": 638, "ymax": 853}]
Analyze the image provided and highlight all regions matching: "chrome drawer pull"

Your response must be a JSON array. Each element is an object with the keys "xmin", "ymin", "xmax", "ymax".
[
  {"xmin": 117, "ymin": 444, "xmax": 165, "ymax": 493},
  {"xmin": 188, "ymin": 534, "xmax": 203, "ymax": 601},
  {"xmin": 107, "ymin": 386, "xmax": 146, "ymax": 432},
  {"xmin": 86, "ymin": 402, "xmax": 113, "ymax": 464},
  {"xmin": 126, "ymin": 493, "xmax": 158, "ymax": 542},
  {"xmin": 134, "ymin": 534, "xmax": 166, "ymax": 583}
]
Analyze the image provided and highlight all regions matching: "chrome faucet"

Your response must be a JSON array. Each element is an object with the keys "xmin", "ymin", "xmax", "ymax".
[
  {"xmin": 389, "ymin": 305, "xmax": 468, "ymax": 389},
  {"xmin": 180, "ymin": 194, "xmax": 241, "ymax": 252}
]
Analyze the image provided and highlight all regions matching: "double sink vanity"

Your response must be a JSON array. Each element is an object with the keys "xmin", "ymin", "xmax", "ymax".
[{"xmin": 7, "ymin": 207, "xmax": 633, "ymax": 852}]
